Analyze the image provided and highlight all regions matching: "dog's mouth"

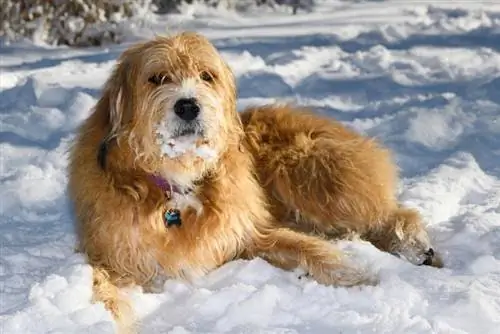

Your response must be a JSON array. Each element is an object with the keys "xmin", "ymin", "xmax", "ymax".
[
  {"xmin": 172, "ymin": 122, "xmax": 204, "ymax": 139},
  {"xmin": 155, "ymin": 121, "xmax": 216, "ymax": 160}
]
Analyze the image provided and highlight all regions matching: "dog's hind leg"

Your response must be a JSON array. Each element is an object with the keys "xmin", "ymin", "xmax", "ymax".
[
  {"xmin": 242, "ymin": 105, "xmax": 442, "ymax": 268},
  {"xmin": 251, "ymin": 227, "xmax": 376, "ymax": 287},
  {"xmin": 255, "ymin": 135, "xmax": 443, "ymax": 268},
  {"xmin": 260, "ymin": 139, "xmax": 443, "ymax": 268}
]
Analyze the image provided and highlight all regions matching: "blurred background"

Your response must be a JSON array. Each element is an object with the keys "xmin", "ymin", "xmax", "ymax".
[{"xmin": 0, "ymin": 0, "xmax": 325, "ymax": 47}]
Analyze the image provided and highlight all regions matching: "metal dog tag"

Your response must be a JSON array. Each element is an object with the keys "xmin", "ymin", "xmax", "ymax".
[{"xmin": 164, "ymin": 208, "xmax": 182, "ymax": 227}]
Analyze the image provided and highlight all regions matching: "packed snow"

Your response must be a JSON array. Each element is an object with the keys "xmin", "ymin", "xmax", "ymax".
[
  {"xmin": 1, "ymin": 1, "xmax": 500, "ymax": 333},
  {"xmin": 155, "ymin": 125, "xmax": 217, "ymax": 160}
]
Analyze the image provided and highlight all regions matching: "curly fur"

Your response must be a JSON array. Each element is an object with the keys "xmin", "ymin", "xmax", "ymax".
[
  {"xmin": 67, "ymin": 32, "xmax": 372, "ymax": 333},
  {"xmin": 240, "ymin": 104, "xmax": 443, "ymax": 268}
]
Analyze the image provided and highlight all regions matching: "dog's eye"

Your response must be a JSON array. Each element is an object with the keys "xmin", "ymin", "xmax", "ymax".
[
  {"xmin": 148, "ymin": 73, "xmax": 172, "ymax": 86},
  {"xmin": 200, "ymin": 71, "xmax": 214, "ymax": 82}
]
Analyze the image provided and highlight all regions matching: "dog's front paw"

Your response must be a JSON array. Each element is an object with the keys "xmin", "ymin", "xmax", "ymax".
[{"xmin": 308, "ymin": 262, "xmax": 378, "ymax": 287}]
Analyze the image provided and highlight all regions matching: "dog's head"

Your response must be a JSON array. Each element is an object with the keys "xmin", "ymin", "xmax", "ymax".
[{"xmin": 99, "ymin": 32, "xmax": 240, "ymax": 186}]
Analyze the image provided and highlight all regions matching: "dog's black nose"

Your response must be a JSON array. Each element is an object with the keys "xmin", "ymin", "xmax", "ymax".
[{"xmin": 174, "ymin": 98, "xmax": 200, "ymax": 121}]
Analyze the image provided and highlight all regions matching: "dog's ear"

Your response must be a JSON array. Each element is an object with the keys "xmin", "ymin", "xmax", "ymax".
[
  {"xmin": 95, "ymin": 59, "xmax": 136, "ymax": 169},
  {"xmin": 105, "ymin": 63, "xmax": 135, "ymax": 138},
  {"xmin": 108, "ymin": 68, "xmax": 133, "ymax": 136},
  {"xmin": 107, "ymin": 77, "xmax": 125, "ymax": 137}
]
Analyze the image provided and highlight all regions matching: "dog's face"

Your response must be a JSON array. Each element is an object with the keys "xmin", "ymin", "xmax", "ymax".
[{"xmin": 103, "ymin": 32, "xmax": 239, "ymax": 186}]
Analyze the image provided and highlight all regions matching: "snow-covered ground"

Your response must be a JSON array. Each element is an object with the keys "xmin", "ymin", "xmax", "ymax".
[{"xmin": 2, "ymin": 1, "xmax": 500, "ymax": 333}]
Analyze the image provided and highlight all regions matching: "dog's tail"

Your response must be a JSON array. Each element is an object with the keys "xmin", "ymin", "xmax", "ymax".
[
  {"xmin": 253, "ymin": 227, "xmax": 376, "ymax": 287},
  {"xmin": 92, "ymin": 267, "xmax": 137, "ymax": 334}
]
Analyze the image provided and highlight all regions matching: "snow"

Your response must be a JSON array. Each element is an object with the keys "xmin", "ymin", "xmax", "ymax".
[
  {"xmin": 155, "ymin": 126, "xmax": 217, "ymax": 159},
  {"xmin": 1, "ymin": 1, "xmax": 500, "ymax": 333}
]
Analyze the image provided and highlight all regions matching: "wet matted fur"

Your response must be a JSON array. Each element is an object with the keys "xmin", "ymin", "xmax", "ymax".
[
  {"xmin": 240, "ymin": 105, "xmax": 443, "ymax": 269},
  {"xmin": 67, "ymin": 32, "xmax": 373, "ymax": 333}
]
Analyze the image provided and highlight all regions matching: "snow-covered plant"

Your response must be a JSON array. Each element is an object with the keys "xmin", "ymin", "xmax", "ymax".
[
  {"xmin": 152, "ymin": 0, "xmax": 185, "ymax": 13},
  {"xmin": 0, "ymin": 0, "xmax": 318, "ymax": 46},
  {"xmin": 279, "ymin": 0, "xmax": 314, "ymax": 14},
  {"xmin": 1, "ymin": 0, "xmax": 153, "ymax": 46},
  {"xmin": 226, "ymin": 0, "xmax": 314, "ymax": 15},
  {"xmin": 151, "ymin": 0, "xmax": 315, "ymax": 14}
]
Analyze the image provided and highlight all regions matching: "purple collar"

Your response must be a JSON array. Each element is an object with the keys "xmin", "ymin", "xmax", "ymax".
[{"xmin": 149, "ymin": 174, "xmax": 192, "ymax": 195}]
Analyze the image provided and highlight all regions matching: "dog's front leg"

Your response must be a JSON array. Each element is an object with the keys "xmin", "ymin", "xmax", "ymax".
[
  {"xmin": 251, "ymin": 227, "xmax": 375, "ymax": 287},
  {"xmin": 92, "ymin": 266, "xmax": 138, "ymax": 333}
]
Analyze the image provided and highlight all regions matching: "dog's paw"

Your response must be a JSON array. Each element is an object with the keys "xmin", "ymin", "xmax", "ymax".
[
  {"xmin": 392, "ymin": 247, "xmax": 444, "ymax": 268},
  {"xmin": 297, "ymin": 272, "xmax": 310, "ymax": 280},
  {"xmin": 420, "ymin": 248, "xmax": 444, "ymax": 268}
]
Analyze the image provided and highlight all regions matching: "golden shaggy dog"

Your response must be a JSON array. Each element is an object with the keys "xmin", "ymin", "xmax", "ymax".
[{"xmin": 67, "ymin": 32, "xmax": 441, "ymax": 332}]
